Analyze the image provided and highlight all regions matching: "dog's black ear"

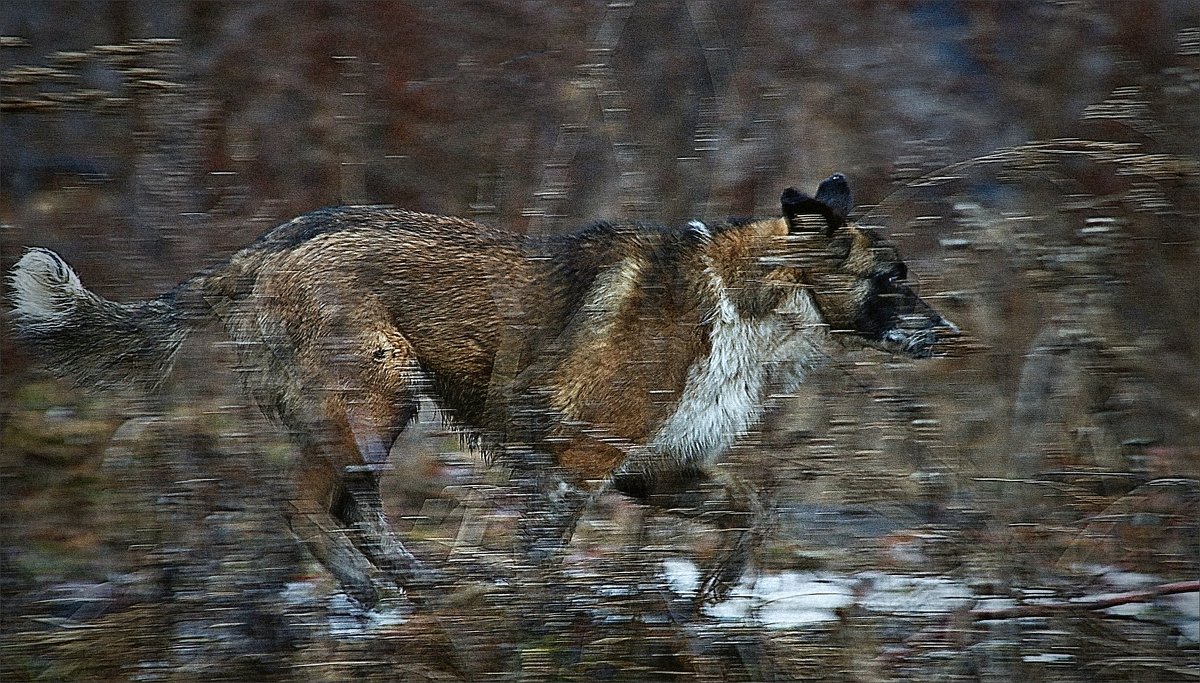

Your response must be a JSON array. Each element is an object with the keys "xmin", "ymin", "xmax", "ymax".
[
  {"xmin": 781, "ymin": 173, "xmax": 853, "ymax": 236},
  {"xmin": 815, "ymin": 173, "xmax": 852, "ymax": 226}
]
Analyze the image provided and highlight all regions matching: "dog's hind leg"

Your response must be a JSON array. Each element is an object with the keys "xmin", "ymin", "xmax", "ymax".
[
  {"xmin": 326, "ymin": 329, "xmax": 448, "ymax": 598},
  {"xmin": 268, "ymin": 313, "xmax": 444, "ymax": 604},
  {"xmin": 288, "ymin": 384, "xmax": 438, "ymax": 603},
  {"xmin": 289, "ymin": 459, "xmax": 388, "ymax": 605}
]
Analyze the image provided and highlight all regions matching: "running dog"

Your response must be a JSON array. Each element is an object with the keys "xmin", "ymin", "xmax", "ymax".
[{"xmin": 9, "ymin": 174, "xmax": 954, "ymax": 604}]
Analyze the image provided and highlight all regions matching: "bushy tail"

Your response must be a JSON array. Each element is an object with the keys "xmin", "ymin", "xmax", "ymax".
[{"xmin": 8, "ymin": 248, "xmax": 200, "ymax": 390}]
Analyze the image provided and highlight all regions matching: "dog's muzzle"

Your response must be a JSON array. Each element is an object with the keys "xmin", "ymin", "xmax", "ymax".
[{"xmin": 881, "ymin": 315, "xmax": 959, "ymax": 358}]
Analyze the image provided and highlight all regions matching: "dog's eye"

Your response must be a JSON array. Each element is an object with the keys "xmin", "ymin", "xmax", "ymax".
[{"xmin": 873, "ymin": 263, "xmax": 907, "ymax": 286}]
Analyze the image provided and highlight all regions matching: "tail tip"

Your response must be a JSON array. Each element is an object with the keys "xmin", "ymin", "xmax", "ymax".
[{"xmin": 9, "ymin": 248, "xmax": 85, "ymax": 321}]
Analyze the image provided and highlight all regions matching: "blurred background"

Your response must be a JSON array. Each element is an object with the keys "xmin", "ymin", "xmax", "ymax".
[{"xmin": 1, "ymin": 1, "xmax": 1197, "ymax": 680}]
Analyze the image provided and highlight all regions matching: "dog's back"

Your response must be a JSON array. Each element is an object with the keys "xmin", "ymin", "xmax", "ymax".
[{"xmin": 199, "ymin": 207, "xmax": 529, "ymax": 449}]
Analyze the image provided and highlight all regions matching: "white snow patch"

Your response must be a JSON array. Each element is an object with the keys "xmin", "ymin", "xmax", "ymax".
[
  {"xmin": 680, "ymin": 558, "xmax": 1197, "ymax": 644},
  {"xmin": 754, "ymin": 573, "xmax": 855, "ymax": 628},
  {"xmin": 858, "ymin": 572, "xmax": 974, "ymax": 615},
  {"xmin": 665, "ymin": 560, "xmax": 855, "ymax": 627},
  {"xmin": 662, "ymin": 558, "xmax": 701, "ymax": 597},
  {"xmin": 1022, "ymin": 653, "xmax": 1075, "ymax": 664}
]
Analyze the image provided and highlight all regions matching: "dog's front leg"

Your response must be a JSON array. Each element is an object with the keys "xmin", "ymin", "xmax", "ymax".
[
  {"xmin": 612, "ymin": 466, "xmax": 766, "ymax": 606},
  {"xmin": 506, "ymin": 450, "xmax": 591, "ymax": 565},
  {"xmin": 686, "ymin": 475, "xmax": 766, "ymax": 604}
]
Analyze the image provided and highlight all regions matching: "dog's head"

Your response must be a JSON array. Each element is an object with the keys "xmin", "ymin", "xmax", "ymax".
[
  {"xmin": 780, "ymin": 173, "xmax": 955, "ymax": 357},
  {"xmin": 709, "ymin": 174, "xmax": 955, "ymax": 358}
]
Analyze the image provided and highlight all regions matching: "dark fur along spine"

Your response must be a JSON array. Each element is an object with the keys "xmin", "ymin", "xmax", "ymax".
[{"xmin": 8, "ymin": 248, "xmax": 204, "ymax": 390}]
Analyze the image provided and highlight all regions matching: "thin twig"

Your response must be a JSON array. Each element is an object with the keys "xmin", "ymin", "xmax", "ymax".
[{"xmin": 971, "ymin": 580, "xmax": 1200, "ymax": 621}]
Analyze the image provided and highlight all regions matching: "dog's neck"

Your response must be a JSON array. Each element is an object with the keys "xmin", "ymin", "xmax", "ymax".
[{"xmin": 648, "ymin": 258, "xmax": 831, "ymax": 466}]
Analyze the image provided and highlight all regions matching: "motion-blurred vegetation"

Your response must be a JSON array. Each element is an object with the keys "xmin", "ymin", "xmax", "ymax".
[{"xmin": 2, "ymin": 1, "xmax": 1197, "ymax": 680}]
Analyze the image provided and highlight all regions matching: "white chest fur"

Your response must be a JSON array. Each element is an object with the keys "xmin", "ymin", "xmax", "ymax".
[{"xmin": 649, "ymin": 276, "xmax": 830, "ymax": 466}]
